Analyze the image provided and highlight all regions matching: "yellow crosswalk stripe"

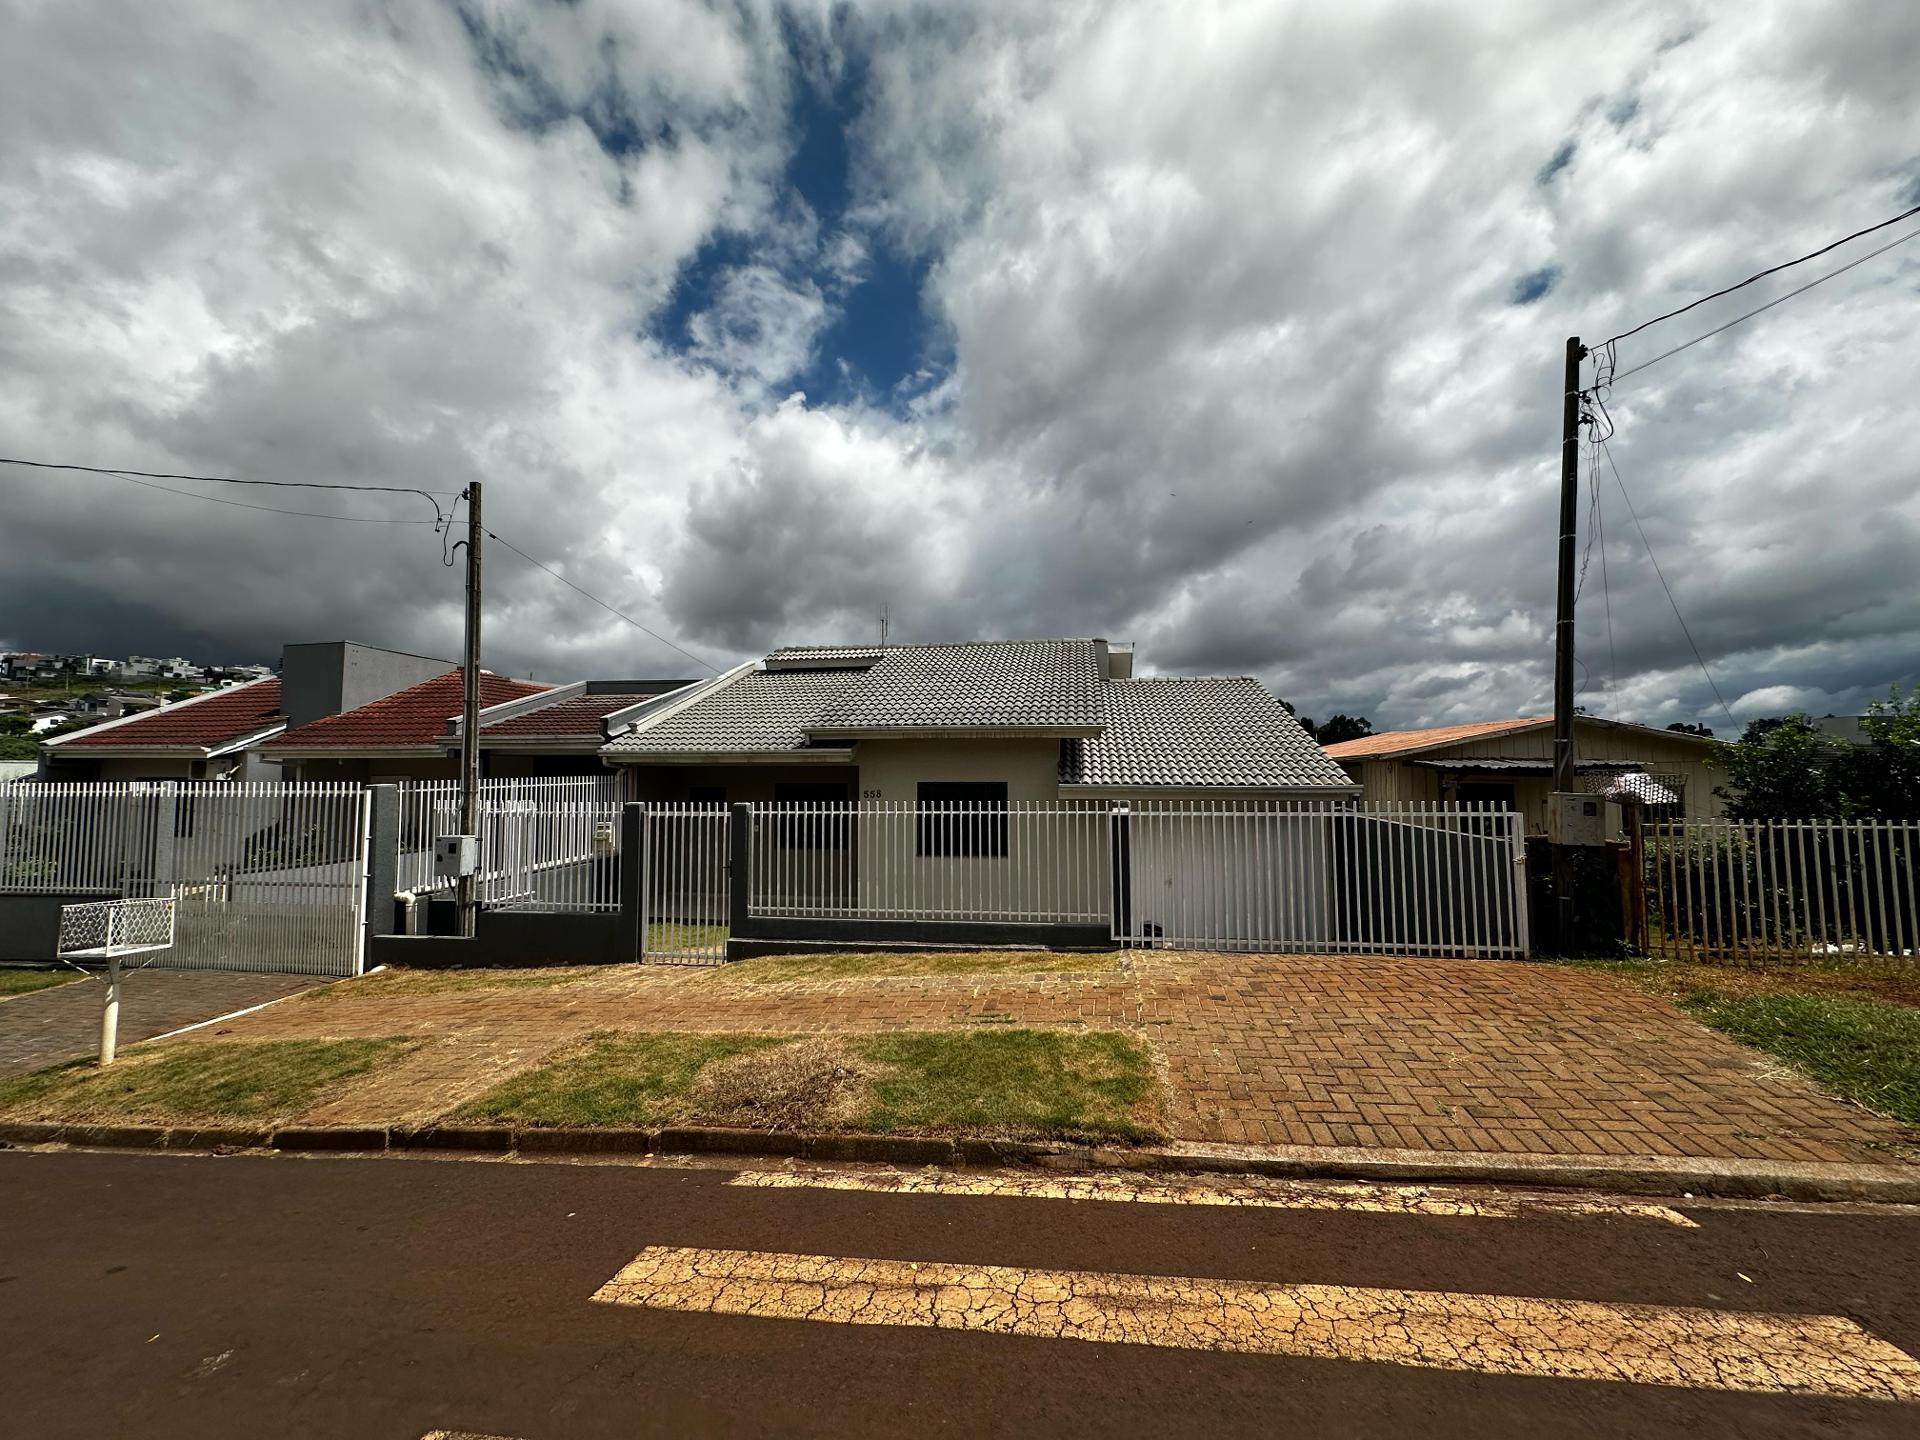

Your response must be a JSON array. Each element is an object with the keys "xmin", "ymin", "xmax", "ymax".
[
  {"xmin": 593, "ymin": 1246, "xmax": 1920, "ymax": 1401},
  {"xmin": 727, "ymin": 1168, "xmax": 1700, "ymax": 1225}
]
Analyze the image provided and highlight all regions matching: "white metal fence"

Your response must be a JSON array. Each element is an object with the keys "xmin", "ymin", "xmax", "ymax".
[
  {"xmin": 641, "ymin": 803, "xmax": 729, "ymax": 964},
  {"xmin": 397, "ymin": 776, "xmax": 624, "ymax": 913},
  {"xmin": 743, "ymin": 799, "xmax": 1529, "ymax": 959},
  {"xmin": 748, "ymin": 800, "xmax": 1111, "ymax": 923},
  {"xmin": 3, "ymin": 781, "xmax": 371, "ymax": 976},
  {"xmin": 1121, "ymin": 801, "xmax": 1528, "ymax": 958},
  {"xmin": 1648, "ymin": 818, "xmax": 1918, "ymax": 966}
]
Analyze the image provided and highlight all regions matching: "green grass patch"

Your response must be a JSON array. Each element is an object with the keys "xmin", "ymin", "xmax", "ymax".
[
  {"xmin": 449, "ymin": 1027, "xmax": 1164, "ymax": 1142},
  {"xmin": 307, "ymin": 966, "xmax": 596, "ymax": 1000},
  {"xmin": 453, "ymin": 1032, "xmax": 785, "ymax": 1127},
  {"xmin": 728, "ymin": 949, "xmax": 1121, "ymax": 984},
  {"xmin": 0, "ymin": 968, "xmax": 80, "ymax": 999},
  {"xmin": 858, "ymin": 1029, "xmax": 1162, "ymax": 1141},
  {"xmin": 0, "ymin": 1037, "xmax": 417, "ymax": 1125},
  {"xmin": 1677, "ymin": 991, "xmax": 1920, "ymax": 1127}
]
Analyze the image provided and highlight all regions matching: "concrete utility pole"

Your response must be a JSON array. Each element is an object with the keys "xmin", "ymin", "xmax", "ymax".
[
  {"xmin": 1551, "ymin": 335, "xmax": 1588, "ymax": 942},
  {"xmin": 457, "ymin": 480, "xmax": 483, "ymax": 938}
]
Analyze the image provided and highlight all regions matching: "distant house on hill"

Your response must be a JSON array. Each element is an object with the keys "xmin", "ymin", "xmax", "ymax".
[{"xmin": 1322, "ymin": 716, "xmax": 1723, "ymax": 829}]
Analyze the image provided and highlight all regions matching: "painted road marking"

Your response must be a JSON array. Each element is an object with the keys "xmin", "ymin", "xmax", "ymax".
[
  {"xmin": 593, "ymin": 1246, "xmax": 1920, "ymax": 1401},
  {"xmin": 727, "ymin": 1168, "xmax": 1699, "ymax": 1225}
]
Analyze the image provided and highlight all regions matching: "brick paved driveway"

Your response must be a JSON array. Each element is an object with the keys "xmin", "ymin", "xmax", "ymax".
[
  {"xmin": 0, "ymin": 970, "xmax": 326, "ymax": 1078},
  {"xmin": 174, "ymin": 951, "xmax": 1920, "ymax": 1167}
]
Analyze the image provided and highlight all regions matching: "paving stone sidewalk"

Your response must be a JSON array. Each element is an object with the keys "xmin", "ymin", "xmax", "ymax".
[
  {"xmin": 0, "ymin": 970, "xmax": 324, "ymax": 1078},
  {"xmin": 156, "ymin": 951, "xmax": 1920, "ymax": 1168}
]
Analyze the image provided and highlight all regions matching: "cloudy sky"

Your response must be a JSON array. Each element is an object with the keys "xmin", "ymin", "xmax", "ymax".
[{"xmin": 2, "ymin": 0, "xmax": 1916, "ymax": 732}]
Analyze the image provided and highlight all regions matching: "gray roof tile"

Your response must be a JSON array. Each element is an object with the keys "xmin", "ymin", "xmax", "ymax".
[
  {"xmin": 604, "ymin": 668, "xmax": 862, "ymax": 754},
  {"xmin": 1060, "ymin": 678, "xmax": 1352, "ymax": 789},
  {"xmin": 808, "ymin": 640, "xmax": 1104, "ymax": 734}
]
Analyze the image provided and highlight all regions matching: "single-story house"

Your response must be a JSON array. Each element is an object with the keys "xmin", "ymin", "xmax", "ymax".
[
  {"xmin": 38, "ymin": 677, "xmax": 288, "ymax": 782},
  {"xmin": 601, "ymin": 638, "xmax": 1356, "ymax": 804},
  {"xmin": 37, "ymin": 640, "xmax": 459, "ymax": 783},
  {"xmin": 262, "ymin": 668, "xmax": 551, "ymax": 783},
  {"xmin": 1323, "ymin": 716, "xmax": 1723, "ymax": 829}
]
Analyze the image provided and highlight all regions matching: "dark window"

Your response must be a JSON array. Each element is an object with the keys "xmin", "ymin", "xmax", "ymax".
[
  {"xmin": 916, "ymin": 781, "xmax": 1009, "ymax": 857},
  {"xmin": 773, "ymin": 781, "xmax": 850, "ymax": 849},
  {"xmin": 1454, "ymin": 782, "xmax": 1516, "ymax": 810}
]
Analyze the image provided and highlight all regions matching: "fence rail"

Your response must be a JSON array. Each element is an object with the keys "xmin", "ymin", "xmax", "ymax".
[
  {"xmin": 397, "ymin": 776, "xmax": 624, "ymax": 913},
  {"xmin": 1647, "ymin": 818, "xmax": 1918, "ymax": 966},
  {"xmin": 744, "ymin": 799, "xmax": 1529, "ymax": 959}
]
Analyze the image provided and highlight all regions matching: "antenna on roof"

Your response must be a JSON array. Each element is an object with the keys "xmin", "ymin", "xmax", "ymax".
[{"xmin": 879, "ymin": 607, "xmax": 889, "ymax": 646}]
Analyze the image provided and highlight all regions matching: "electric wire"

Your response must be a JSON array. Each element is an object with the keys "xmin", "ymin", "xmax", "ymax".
[
  {"xmin": 1599, "ymin": 203, "xmax": 1920, "ymax": 347},
  {"xmin": 1606, "ymin": 225, "xmax": 1920, "ymax": 387},
  {"xmin": 1598, "ymin": 438, "xmax": 1736, "ymax": 726},
  {"xmin": 1, "ymin": 454, "xmax": 451, "ymax": 524},
  {"xmin": 483, "ymin": 525, "xmax": 719, "ymax": 674},
  {"xmin": 52, "ymin": 468, "xmax": 442, "ymax": 524}
]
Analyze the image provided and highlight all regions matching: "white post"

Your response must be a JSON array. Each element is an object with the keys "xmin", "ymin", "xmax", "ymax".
[{"xmin": 100, "ymin": 954, "xmax": 122, "ymax": 1066}]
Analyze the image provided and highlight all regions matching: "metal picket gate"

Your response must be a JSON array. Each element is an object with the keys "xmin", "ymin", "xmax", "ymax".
[
  {"xmin": 640, "ymin": 803, "xmax": 730, "ymax": 964},
  {"xmin": 1, "ymin": 781, "xmax": 373, "ymax": 977}
]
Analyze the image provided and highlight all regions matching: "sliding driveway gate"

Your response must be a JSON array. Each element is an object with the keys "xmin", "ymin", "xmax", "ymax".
[{"xmin": 1, "ymin": 781, "xmax": 372, "ymax": 976}]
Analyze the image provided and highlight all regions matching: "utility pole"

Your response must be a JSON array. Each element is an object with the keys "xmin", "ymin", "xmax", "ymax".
[
  {"xmin": 1551, "ymin": 335, "xmax": 1587, "ymax": 944},
  {"xmin": 457, "ymin": 480, "xmax": 483, "ymax": 938}
]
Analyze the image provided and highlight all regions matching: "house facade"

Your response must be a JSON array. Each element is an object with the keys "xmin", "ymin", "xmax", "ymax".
[
  {"xmin": 37, "ymin": 677, "xmax": 288, "ymax": 782},
  {"xmin": 601, "ymin": 639, "xmax": 1356, "ymax": 807},
  {"xmin": 1324, "ymin": 716, "xmax": 1724, "ymax": 829}
]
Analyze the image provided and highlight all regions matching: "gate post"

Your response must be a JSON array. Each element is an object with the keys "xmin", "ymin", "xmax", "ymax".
[
  {"xmin": 728, "ymin": 802, "xmax": 751, "ymax": 942},
  {"xmin": 364, "ymin": 786, "xmax": 401, "ymax": 962},
  {"xmin": 619, "ymin": 802, "xmax": 647, "ymax": 961}
]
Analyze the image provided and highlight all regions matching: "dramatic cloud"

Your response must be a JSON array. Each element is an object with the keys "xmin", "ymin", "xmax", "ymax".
[{"xmin": 2, "ymin": 0, "xmax": 1916, "ymax": 729}]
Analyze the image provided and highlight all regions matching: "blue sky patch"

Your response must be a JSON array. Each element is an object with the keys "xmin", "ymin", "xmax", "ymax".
[
  {"xmin": 655, "ymin": 19, "xmax": 938, "ymax": 408},
  {"xmin": 1537, "ymin": 139, "xmax": 1577, "ymax": 187},
  {"xmin": 1511, "ymin": 265, "xmax": 1560, "ymax": 305}
]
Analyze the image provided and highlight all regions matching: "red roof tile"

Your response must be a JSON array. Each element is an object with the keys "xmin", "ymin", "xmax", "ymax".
[
  {"xmin": 57, "ymin": 679, "xmax": 284, "ymax": 751},
  {"xmin": 481, "ymin": 691, "xmax": 676, "ymax": 739},
  {"xmin": 1323, "ymin": 717, "xmax": 1551, "ymax": 760},
  {"xmin": 271, "ymin": 670, "xmax": 548, "ymax": 751}
]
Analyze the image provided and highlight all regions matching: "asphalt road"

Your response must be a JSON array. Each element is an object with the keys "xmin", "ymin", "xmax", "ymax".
[{"xmin": 4, "ymin": 1148, "xmax": 1918, "ymax": 1439}]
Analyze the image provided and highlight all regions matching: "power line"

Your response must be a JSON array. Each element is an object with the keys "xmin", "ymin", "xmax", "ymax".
[
  {"xmin": 1600, "ymin": 202, "xmax": 1920, "ymax": 347},
  {"xmin": 484, "ymin": 526, "xmax": 719, "ymax": 674},
  {"xmin": 1598, "ymin": 437, "xmax": 1736, "ymax": 726},
  {"xmin": 18, "ymin": 463, "xmax": 443, "ymax": 524},
  {"xmin": 0, "ymin": 455, "xmax": 451, "ymax": 523},
  {"xmin": 1607, "ymin": 225, "xmax": 1920, "ymax": 387}
]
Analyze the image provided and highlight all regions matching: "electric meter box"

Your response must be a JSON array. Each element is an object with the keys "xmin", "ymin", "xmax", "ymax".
[
  {"xmin": 1547, "ymin": 793, "xmax": 1620, "ymax": 847},
  {"xmin": 433, "ymin": 834, "xmax": 479, "ymax": 879}
]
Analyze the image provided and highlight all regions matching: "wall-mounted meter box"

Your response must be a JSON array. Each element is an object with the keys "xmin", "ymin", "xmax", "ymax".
[
  {"xmin": 1547, "ymin": 794, "xmax": 1621, "ymax": 847},
  {"xmin": 433, "ymin": 834, "xmax": 479, "ymax": 879}
]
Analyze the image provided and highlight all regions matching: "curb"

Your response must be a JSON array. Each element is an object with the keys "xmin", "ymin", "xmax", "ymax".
[{"xmin": 2, "ymin": 1119, "xmax": 1916, "ymax": 1203}]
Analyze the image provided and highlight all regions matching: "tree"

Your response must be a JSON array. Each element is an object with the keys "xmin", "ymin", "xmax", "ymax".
[
  {"xmin": 1712, "ymin": 690, "xmax": 1920, "ymax": 820},
  {"xmin": 1313, "ymin": 714, "xmax": 1373, "ymax": 745},
  {"xmin": 1666, "ymin": 721, "xmax": 1713, "ymax": 738},
  {"xmin": 1829, "ymin": 688, "xmax": 1920, "ymax": 820}
]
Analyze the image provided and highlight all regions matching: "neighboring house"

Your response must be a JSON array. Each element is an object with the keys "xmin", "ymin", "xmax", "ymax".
[
  {"xmin": 601, "ymin": 639, "xmax": 1354, "ymax": 805},
  {"xmin": 38, "ymin": 641, "xmax": 461, "ymax": 783},
  {"xmin": 262, "ymin": 669, "xmax": 551, "ymax": 782},
  {"xmin": 38, "ymin": 677, "xmax": 287, "ymax": 782},
  {"xmin": 1323, "ymin": 716, "xmax": 1723, "ymax": 828},
  {"xmin": 458, "ymin": 679, "xmax": 698, "ymax": 778}
]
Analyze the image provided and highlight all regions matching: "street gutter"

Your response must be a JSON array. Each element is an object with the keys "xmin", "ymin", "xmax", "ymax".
[{"xmin": 2, "ymin": 1120, "xmax": 1916, "ymax": 1204}]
